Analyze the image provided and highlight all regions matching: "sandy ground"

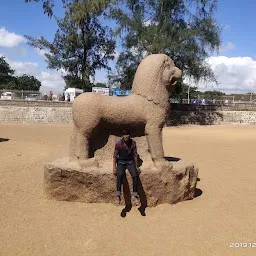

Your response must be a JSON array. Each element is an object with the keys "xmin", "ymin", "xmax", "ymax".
[{"xmin": 0, "ymin": 123, "xmax": 256, "ymax": 256}]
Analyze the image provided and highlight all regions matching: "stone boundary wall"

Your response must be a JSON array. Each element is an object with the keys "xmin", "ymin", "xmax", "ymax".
[
  {"xmin": 0, "ymin": 105, "xmax": 72, "ymax": 123},
  {"xmin": 0, "ymin": 100, "xmax": 256, "ymax": 125},
  {"xmin": 167, "ymin": 111, "xmax": 256, "ymax": 126},
  {"xmin": 1, "ymin": 100, "xmax": 256, "ymax": 111},
  {"xmin": 0, "ymin": 99, "xmax": 72, "ymax": 108},
  {"xmin": 170, "ymin": 103, "xmax": 256, "ymax": 111}
]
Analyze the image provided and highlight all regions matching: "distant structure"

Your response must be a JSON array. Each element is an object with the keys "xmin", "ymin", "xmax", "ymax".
[
  {"xmin": 92, "ymin": 87, "xmax": 110, "ymax": 96},
  {"xmin": 113, "ymin": 89, "xmax": 131, "ymax": 96},
  {"xmin": 64, "ymin": 88, "xmax": 84, "ymax": 102}
]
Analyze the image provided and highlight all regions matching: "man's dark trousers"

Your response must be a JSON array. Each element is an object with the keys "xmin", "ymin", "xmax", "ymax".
[{"xmin": 116, "ymin": 160, "xmax": 138, "ymax": 197}]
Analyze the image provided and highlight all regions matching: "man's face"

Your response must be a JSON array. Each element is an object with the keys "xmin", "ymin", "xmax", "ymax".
[{"xmin": 122, "ymin": 134, "xmax": 130, "ymax": 142}]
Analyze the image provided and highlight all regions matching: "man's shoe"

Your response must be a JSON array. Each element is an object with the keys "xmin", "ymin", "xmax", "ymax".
[
  {"xmin": 134, "ymin": 196, "xmax": 140, "ymax": 206},
  {"xmin": 116, "ymin": 196, "xmax": 121, "ymax": 206}
]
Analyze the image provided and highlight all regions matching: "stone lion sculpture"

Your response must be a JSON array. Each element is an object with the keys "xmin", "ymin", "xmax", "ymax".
[{"xmin": 70, "ymin": 54, "xmax": 182, "ymax": 169}]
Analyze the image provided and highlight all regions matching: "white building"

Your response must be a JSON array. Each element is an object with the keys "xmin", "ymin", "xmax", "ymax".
[{"xmin": 64, "ymin": 88, "xmax": 84, "ymax": 102}]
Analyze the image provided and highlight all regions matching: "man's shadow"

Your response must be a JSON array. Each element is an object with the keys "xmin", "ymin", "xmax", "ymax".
[
  {"xmin": 121, "ymin": 176, "xmax": 147, "ymax": 218},
  {"xmin": 194, "ymin": 178, "xmax": 203, "ymax": 198},
  {"xmin": 0, "ymin": 138, "xmax": 9, "ymax": 142},
  {"xmin": 121, "ymin": 178, "xmax": 132, "ymax": 217},
  {"xmin": 164, "ymin": 156, "xmax": 180, "ymax": 162}
]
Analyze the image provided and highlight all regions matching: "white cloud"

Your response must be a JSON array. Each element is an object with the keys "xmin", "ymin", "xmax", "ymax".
[
  {"xmin": 36, "ymin": 70, "xmax": 66, "ymax": 92},
  {"xmin": 59, "ymin": 67, "xmax": 68, "ymax": 76},
  {"xmin": 143, "ymin": 19, "xmax": 157, "ymax": 27},
  {"xmin": 13, "ymin": 46, "xmax": 27, "ymax": 56},
  {"xmin": 193, "ymin": 56, "xmax": 256, "ymax": 93},
  {"xmin": 1, "ymin": 54, "xmax": 65, "ymax": 93},
  {"xmin": 8, "ymin": 59, "xmax": 39, "ymax": 76},
  {"xmin": 35, "ymin": 48, "xmax": 53, "ymax": 59},
  {"xmin": 219, "ymin": 42, "xmax": 235, "ymax": 53},
  {"xmin": 113, "ymin": 50, "xmax": 120, "ymax": 60},
  {"xmin": 35, "ymin": 48, "xmax": 49, "ymax": 57},
  {"xmin": 221, "ymin": 24, "xmax": 231, "ymax": 30},
  {"xmin": 0, "ymin": 27, "xmax": 26, "ymax": 48},
  {"xmin": 130, "ymin": 46, "xmax": 148, "ymax": 58}
]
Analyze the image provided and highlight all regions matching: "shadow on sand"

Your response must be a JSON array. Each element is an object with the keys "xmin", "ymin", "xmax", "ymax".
[
  {"xmin": 121, "ymin": 176, "xmax": 147, "ymax": 218},
  {"xmin": 0, "ymin": 138, "xmax": 9, "ymax": 142},
  {"xmin": 194, "ymin": 178, "xmax": 203, "ymax": 198},
  {"xmin": 120, "ymin": 156, "xmax": 203, "ymax": 217}
]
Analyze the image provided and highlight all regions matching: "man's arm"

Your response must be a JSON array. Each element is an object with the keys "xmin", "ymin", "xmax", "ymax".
[
  {"xmin": 134, "ymin": 154, "xmax": 139, "ymax": 169},
  {"xmin": 132, "ymin": 141, "xmax": 140, "ymax": 170},
  {"xmin": 113, "ymin": 157, "xmax": 117, "ymax": 175},
  {"xmin": 113, "ymin": 142, "xmax": 119, "ymax": 175}
]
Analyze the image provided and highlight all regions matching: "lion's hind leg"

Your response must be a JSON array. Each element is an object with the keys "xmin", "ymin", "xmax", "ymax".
[{"xmin": 145, "ymin": 123, "xmax": 173, "ymax": 170}]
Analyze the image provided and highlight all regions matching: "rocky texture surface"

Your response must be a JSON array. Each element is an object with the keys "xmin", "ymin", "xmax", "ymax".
[{"xmin": 44, "ymin": 157, "xmax": 198, "ymax": 207}]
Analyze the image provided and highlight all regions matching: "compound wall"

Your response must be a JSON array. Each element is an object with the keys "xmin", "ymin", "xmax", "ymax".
[{"xmin": 0, "ymin": 100, "xmax": 256, "ymax": 125}]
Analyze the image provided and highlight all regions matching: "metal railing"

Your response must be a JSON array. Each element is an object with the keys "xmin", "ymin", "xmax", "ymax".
[
  {"xmin": 0, "ymin": 89, "xmax": 65, "ymax": 101},
  {"xmin": 176, "ymin": 93, "xmax": 256, "ymax": 105}
]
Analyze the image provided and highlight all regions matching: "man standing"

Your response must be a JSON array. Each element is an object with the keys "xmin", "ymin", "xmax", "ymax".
[{"xmin": 113, "ymin": 129, "xmax": 140, "ymax": 206}]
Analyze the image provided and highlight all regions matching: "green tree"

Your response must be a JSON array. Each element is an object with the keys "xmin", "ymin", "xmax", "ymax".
[
  {"xmin": 25, "ymin": 0, "xmax": 74, "ymax": 17},
  {"xmin": 0, "ymin": 56, "xmax": 16, "ymax": 88},
  {"xmin": 0, "ymin": 56, "xmax": 14, "ymax": 76},
  {"xmin": 109, "ymin": 0, "xmax": 221, "ymax": 89},
  {"xmin": 201, "ymin": 90, "xmax": 225, "ymax": 99},
  {"xmin": 16, "ymin": 75, "xmax": 41, "ymax": 91},
  {"xmin": 170, "ymin": 78, "xmax": 199, "ymax": 102},
  {"xmin": 0, "ymin": 57, "xmax": 42, "ymax": 90},
  {"xmin": 93, "ymin": 82, "xmax": 108, "ymax": 88},
  {"xmin": 26, "ymin": 0, "xmax": 221, "ymax": 90},
  {"xmin": 63, "ymin": 75, "xmax": 84, "ymax": 90},
  {"xmin": 108, "ymin": 50, "xmax": 144, "ymax": 90},
  {"xmin": 25, "ymin": 0, "xmax": 115, "ymax": 92}
]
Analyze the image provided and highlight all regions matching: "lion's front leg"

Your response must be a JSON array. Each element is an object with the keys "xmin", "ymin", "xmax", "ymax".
[
  {"xmin": 75, "ymin": 130, "xmax": 99, "ymax": 168},
  {"xmin": 70, "ymin": 124, "xmax": 79, "ymax": 161},
  {"xmin": 145, "ymin": 123, "xmax": 172, "ymax": 170},
  {"xmin": 145, "ymin": 124, "xmax": 164, "ymax": 160},
  {"xmin": 76, "ymin": 131, "xmax": 89, "ymax": 160},
  {"xmin": 70, "ymin": 125, "xmax": 89, "ymax": 161}
]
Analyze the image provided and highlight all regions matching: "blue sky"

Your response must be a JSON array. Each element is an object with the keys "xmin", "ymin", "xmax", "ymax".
[
  {"xmin": 214, "ymin": 0, "xmax": 256, "ymax": 57},
  {"xmin": 0, "ymin": 0, "xmax": 256, "ymax": 93}
]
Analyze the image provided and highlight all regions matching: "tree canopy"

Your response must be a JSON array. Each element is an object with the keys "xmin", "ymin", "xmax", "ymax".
[
  {"xmin": 25, "ymin": 0, "xmax": 115, "ymax": 91},
  {"xmin": 16, "ymin": 75, "xmax": 42, "ymax": 91},
  {"xmin": 25, "ymin": 0, "xmax": 221, "ymax": 92},
  {"xmin": 170, "ymin": 78, "xmax": 198, "ymax": 102},
  {"xmin": 109, "ymin": 0, "xmax": 221, "ymax": 89},
  {"xmin": 93, "ymin": 82, "xmax": 108, "ymax": 88},
  {"xmin": 0, "ymin": 56, "xmax": 16, "ymax": 88},
  {"xmin": 0, "ymin": 57, "xmax": 41, "ymax": 90}
]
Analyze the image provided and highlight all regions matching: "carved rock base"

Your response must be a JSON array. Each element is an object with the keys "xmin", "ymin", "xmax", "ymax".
[{"xmin": 44, "ymin": 157, "xmax": 199, "ymax": 207}]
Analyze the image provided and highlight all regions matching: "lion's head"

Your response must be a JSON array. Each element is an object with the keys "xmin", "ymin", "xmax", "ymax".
[{"xmin": 131, "ymin": 54, "xmax": 182, "ymax": 108}]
